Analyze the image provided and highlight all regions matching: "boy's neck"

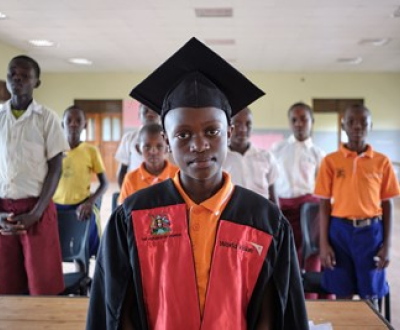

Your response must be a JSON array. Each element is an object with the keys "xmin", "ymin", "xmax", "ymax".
[
  {"xmin": 345, "ymin": 141, "xmax": 368, "ymax": 154},
  {"xmin": 229, "ymin": 142, "xmax": 250, "ymax": 155},
  {"xmin": 179, "ymin": 172, "xmax": 224, "ymax": 204},
  {"xmin": 68, "ymin": 138, "xmax": 82, "ymax": 149},
  {"xmin": 11, "ymin": 95, "xmax": 33, "ymax": 111},
  {"xmin": 144, "ymin": 160, "xmax": 167, "ymax": 176}
]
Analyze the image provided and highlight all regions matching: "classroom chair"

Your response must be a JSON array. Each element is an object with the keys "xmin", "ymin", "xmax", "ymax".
[
  {"xmin": 57, "ymin": 209, "xmax": 91, "ymax": 296},
  {"xmin": 112, "ymin": 192, "xmax": 120, "ymax": 212},
  {"xmin": 299, "ymin": 202, "xmax": 329, "ymax": 295}
]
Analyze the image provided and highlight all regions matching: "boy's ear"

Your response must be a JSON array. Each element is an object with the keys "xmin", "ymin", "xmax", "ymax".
[
  {"xmin": 35, "ymin": 79, "xmax": 41, "ymax": 89},
  {"xmin": 227, "ymin": 124, "xmax": 233, "ymax": 144},
  {"xmin": 161, "ymin": 131, "xmax": 170, "ymax": 149},
  {"xmin": 135, "ymin": 143, "xmax": 142, "ymax": 155}
]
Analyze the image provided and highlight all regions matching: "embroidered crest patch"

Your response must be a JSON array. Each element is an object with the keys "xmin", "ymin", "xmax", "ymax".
[{"xmin": 150, "ymin": 214, "xmax": 171, "ymax": 235}]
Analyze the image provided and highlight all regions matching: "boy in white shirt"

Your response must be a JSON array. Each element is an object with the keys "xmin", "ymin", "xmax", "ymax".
[
  {"xmin": 0, "ymin": 55, "xmax": 69, "ymax": 294},
  {"xmin": 223, "ymin": 107, "xmax": 279, "ymax": 203},
  {"xmin": 271, "ymin": 102, "xmax": 325, "ymax": 298}
]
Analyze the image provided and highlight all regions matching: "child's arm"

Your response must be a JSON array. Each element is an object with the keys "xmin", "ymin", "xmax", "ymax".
[
  {"xmin": 319, "ymin": 198, "xmax": 336, "ymax": 269},
  {"xmin": 77, "ymin": 172, "xmax": 109, "ymax": 221},
  {"xmin": 9, "ymin": 153, "xmax": 63, "ymax": 231},
  {"xmin": 375, "ymin": 199, "xmax": 393, "ymax": 269},
  {"xmin": 118, "ymin": 164, "xmax": 129, "ymax": 188},
  {"xmin": 268, "ymin": 184, "xmax": 278, "ymax": 206}
]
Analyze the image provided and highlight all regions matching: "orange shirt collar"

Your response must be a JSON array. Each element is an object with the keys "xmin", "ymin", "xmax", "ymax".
[
  {"xmin": 138, "ymin": 160, "xmax": 174, "ymax": 182},
  {"xmin": 172, "ymin": 171, "xmax": 234, "ymax": 214},
  {"xmin": 340, "ymin": 143, "xmax": 373, "ymax": 158}
]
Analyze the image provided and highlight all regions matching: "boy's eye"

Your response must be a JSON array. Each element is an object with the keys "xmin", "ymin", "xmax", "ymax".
[
  {"xmin": 207, "ymin": 129, "xmax": 220, "ymax": 136},
  {"xmin": 176, "ymin": 132, "xmax": 190, "ymax": 140}
]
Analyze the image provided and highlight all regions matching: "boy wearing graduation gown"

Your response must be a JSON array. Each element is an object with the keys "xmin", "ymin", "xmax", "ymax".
[{"xmin": 87, "ymin": 38, "xmax": 309, "ymax": 330}]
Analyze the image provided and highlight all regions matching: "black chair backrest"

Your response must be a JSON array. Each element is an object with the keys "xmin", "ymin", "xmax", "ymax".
[
  {"xmin": 57, "ymin": 209, "xmax": 90, "ymax": 274},
  {"xmin": 112, "ymin": 192, "xmax": 120, "ymax": 212},
  {"xmin": 299, "ymin": 202, "xmax": 320, "ymax": 269}
]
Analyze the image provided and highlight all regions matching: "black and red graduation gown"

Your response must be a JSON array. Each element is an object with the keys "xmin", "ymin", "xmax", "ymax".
[{"xmin": 86, "ymin": 179, "xmax": 309, "ymax": 330}]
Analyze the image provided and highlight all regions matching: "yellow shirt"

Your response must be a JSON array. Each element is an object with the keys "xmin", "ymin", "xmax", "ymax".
[
  {"xmin": 119, "ymin": 160, "xmax": 178, "ymax": 203},
  {"xmin": 53, "ymin": 142, "xmax": 105, "ymax": 205},
  {"xmin": 173, "ymin": 171, "xmax": 234, "ymax": 316}
]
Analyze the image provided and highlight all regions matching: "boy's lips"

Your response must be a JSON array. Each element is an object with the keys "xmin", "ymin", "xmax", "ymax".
[{"xmin": 188, "ymin": 157, "xmax": 216, "ymax": 168}]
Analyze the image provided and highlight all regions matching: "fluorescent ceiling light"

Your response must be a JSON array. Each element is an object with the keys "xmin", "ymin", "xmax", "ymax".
[
  {"xmin": 29, "ymin": 39, "xmax": 55, "ymax": 47},
  {"xmin": 68, "ymin": 58, "xmax": 93, "ymax": 65},
  {"xmin": 337, "ymin": 57, "xmax": 363, "ymax": 65},
  {"xmin": 359, "ymin": 38, "xmax": 391, "ymax": 46},
  {"xmin": 0, "ymin": 12, "xmax": 7, "ymax": 19},
  {"xmin": 195, "ymin": 8, "xmax": 233, "ymax": 18},
  {"xmin": 204, "ymin": 39, "xmax": 235, "ymax": 46}
]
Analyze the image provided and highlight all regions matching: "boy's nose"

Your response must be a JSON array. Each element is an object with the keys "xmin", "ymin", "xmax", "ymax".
[{"xmin": 190, "ymin": 136, "xmax": 210, "ymax": 152}]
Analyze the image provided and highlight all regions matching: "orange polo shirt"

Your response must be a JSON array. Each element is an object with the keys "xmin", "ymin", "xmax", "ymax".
[
  {"xmin": 119, "ymin": 160, "xmax": 178, "ymax": 202},
  {"xmin": 173, "ymin": 171, "xmax": 234, "ymax": 316},
  {"xmin": 315, "ymin": 144, "xmax": 400, "ymax": 219}
]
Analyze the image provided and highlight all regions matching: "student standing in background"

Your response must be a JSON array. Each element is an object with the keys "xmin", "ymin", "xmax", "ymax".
[
  {"xmin": 115, "ymin": 104, "xmax": 160, "ymax": 187},
  {"xmin": 223, "ymin": 107, "xmax": 279, "ymax": 203},
  {"xmin": 315, "ymin": 104, "xmax": 400, "ymax": 306},
  {"xmin": 53, "ymin": 105, "xmax": 109, "ymax": 257},
  {"xmin": 0, "ymin": 55, "xmax": 69, "ymax": 294},
  {"xmin": 271, "ymin": 102, "xmax": 325, "ymax": 298}
]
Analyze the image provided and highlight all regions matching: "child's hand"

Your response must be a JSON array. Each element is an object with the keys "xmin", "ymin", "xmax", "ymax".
[
  {"xmin": 76, "ymin": 202, "xmax": 93, "ymax": 221},
  {"xmin": 0, "ymin": 212, "xmax": 27, "ymax": 235},
  {"xmin": 320, "ymin": 242, "xmax": 336, "ymax": 269},
  {"xmin": 8, "ymin": 211, "xmax": 41, "ymax": 232},
  {"xmin": 374, "ymin": 245, "xmax": 390, "ymax": 269}
]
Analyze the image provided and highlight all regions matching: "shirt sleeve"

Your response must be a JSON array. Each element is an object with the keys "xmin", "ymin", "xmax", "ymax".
[
  {"xmin": 43, "ymin": 108, "xmax": 70, "ymax": 160},
  {"xmin": 115, "ymin": 130, "xmax": 137, "ymax": 165},
  {"xmin": 314, "ymin": 156, "xmax": 333, "ymax": 199},
  {"xmin": 119, "ymin": 172, "xmax": 135, "ymax": 203},
  {"xmin": 380, "ymin": 158, "xmax": 400, "ymax": 200},
  {"xmin": 266, "ymin": 151, "xmax": 279, "ymax": 185},
  {"xmin": 91, "ymin": 146, "xmax": 106, "ymax": 174}
]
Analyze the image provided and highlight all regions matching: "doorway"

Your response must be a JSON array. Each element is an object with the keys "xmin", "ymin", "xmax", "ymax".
[{"xmin": 74, "ymin": 100, "xmax": 122, "ymax": 182}]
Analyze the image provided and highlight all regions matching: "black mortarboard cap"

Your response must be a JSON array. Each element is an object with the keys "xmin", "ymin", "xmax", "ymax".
[{"xmin": 129, "ymin": 37, "xmax": 265, "ymax": 121}]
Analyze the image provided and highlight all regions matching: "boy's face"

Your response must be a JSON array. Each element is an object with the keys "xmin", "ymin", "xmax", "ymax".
[
  {"xmin": 164, "ymin": 106, "xmax": 231, "ymax": 182},
  {"xmin": 139, "ymin": 106, "xmax": 161, "ymax": 125},
  {"xmin": 139, "ymin": 132, "xmax": 167, "ymax": 170},
  {"xmin": 342, "ymin": 107, "xmax": 372, "ymax": 144},
  {"xmin": 231, "ymin": 108, "xmax": 252, "ymax": 147},
  {"xmin": 289, "ymin": 106, "xmax": 313, "ymax": 141},
  {"xmin": 63, "ymin": 108, "xmax": 86, "ymax": 139},
  {"xmin": 6, "ymin": 59, "xmax": 40, "ymax": 98}
]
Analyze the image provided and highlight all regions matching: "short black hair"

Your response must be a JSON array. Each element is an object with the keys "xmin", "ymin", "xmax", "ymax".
[
  {"xmin": 344, "ymin": 104, "xmax": 371, "ymax": 117},
  {"xmin": 11, "ymin": 55, "xmax": 41, "ymax": 79},
  {"xmin": 287, "ymin": 102, "xmax": 313, "ymax": 118},
  {"xmin": 138, "ymin": 123, "xmax": 164, "ymax": 143},
  {"xmin": 63, "ymin": 105, "xmax": 86, "ymax": 120}
]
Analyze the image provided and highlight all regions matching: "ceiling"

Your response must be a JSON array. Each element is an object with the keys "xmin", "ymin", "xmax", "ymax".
[{"xmin": 0, "ymin": 0, "xmax": 399, "ymax": 73}]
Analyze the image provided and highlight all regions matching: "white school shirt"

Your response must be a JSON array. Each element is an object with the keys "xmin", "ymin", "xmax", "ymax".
[
  {"xmin": 223, "ymin": 145, "xmax": 279, "ymax": 199},
  {"xmin": 115, "ymin": 129, "xmax": 143, "ymax": 172},
  {"xmin": 271, "ymin": 135, "xmax": 326, "ymax": 199},
  {"xmin": 0, "ymin": 100, "xmax": 69, "ymax": 199}
]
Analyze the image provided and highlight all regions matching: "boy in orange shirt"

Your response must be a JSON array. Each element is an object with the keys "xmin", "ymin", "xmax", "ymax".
[
  {"xmin": 315, "ymin": 104, "xmax": 400, "ymax": 303},
  {"xmin": 119, "ymin": 123, "xmax": 177, "ymax": 203}
]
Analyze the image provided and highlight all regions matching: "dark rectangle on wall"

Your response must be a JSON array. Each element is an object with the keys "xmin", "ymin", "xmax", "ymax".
[
  {"xmin": 0, "ymin": 80, "xmax": 11, "ymax": 101},
  {"xmin": 313, "ymin": 99, "xmax": 364, "ymax": 113}
]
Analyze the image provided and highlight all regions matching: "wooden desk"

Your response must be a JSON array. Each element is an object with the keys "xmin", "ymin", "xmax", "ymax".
[
  {"xmin": 0, "ymin": 296, "xmax": 393, "ymax": 329},
  {"xmin": 306, "ymin": 300, "xmax": 393, "ymax": 330},
  {"xmin": 0, "ymin": 296, "xmax": 88, "ymax": 330}
]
